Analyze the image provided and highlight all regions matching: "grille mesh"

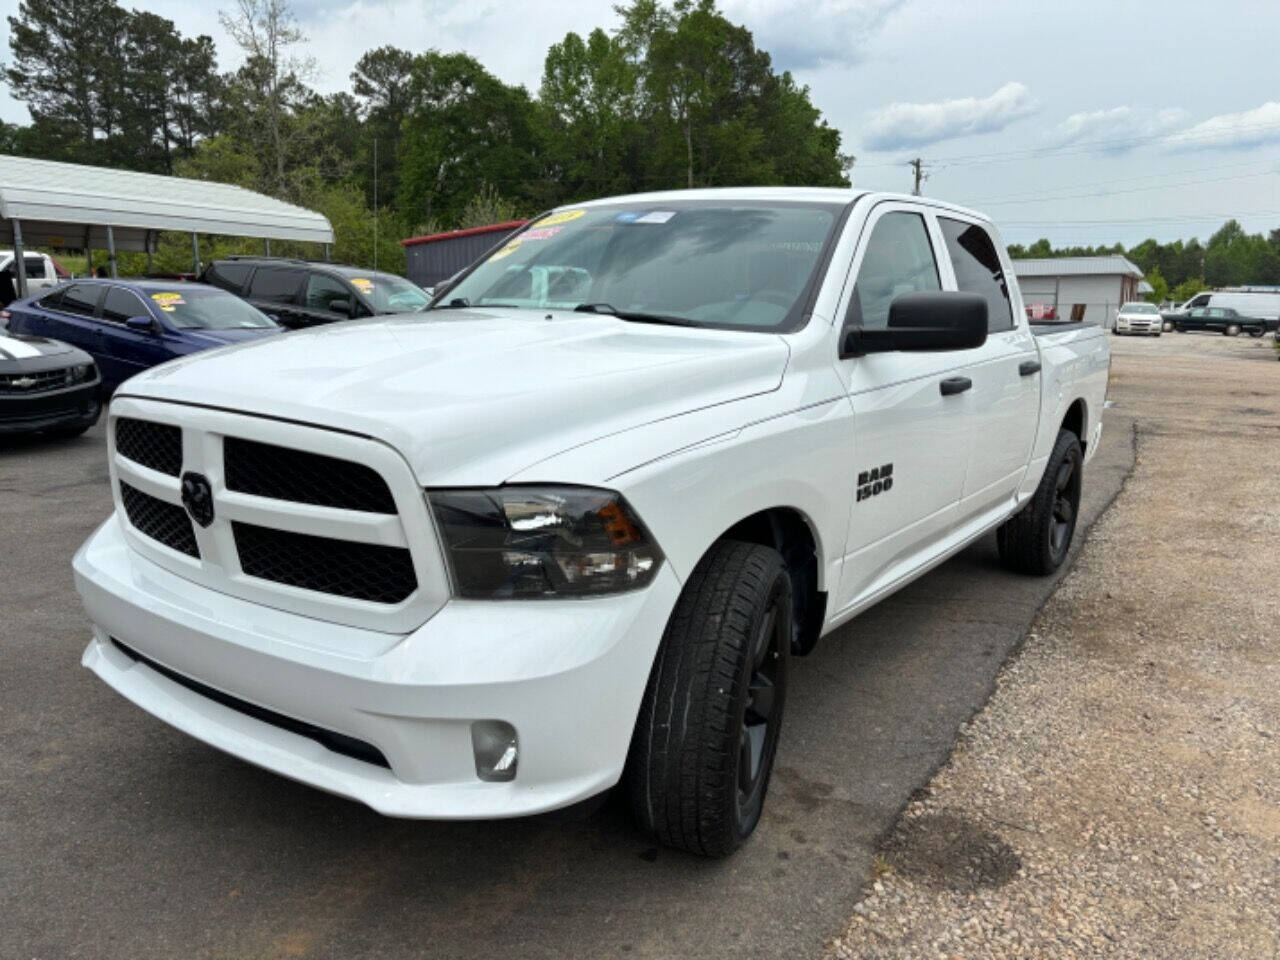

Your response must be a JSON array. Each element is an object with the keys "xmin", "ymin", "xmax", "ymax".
[
  {"xmin": 120, "ymin": 482, "xmax": 199, "ymax": 557},
  {"xmin": 0, "ymin": 368, "xmax": 71, "ymax": 393},
  {"xmin": 116, "ymin": 418, "xmax": 182, "ymax": 476},
  {"xmin": 224, "ymin": 437, "xmax": 397, "ymax": 514},
  {"xmin": 233, "ymin": 522, "xmax": 416, "ymax": 603}
]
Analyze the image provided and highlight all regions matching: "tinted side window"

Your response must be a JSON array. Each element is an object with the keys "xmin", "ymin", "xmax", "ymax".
[
  {"xmin": 248, "ymin": 267, "xmax": 304, "ymax": 303},
  {"xmin": 37, "ymin": 289, "xmax": 63, "ymax": 309},
  {"xmin": 101, "ymin": 287, "xmax": 150, "ymax": 324},
  {"xmin": 305, "ymin": 272, "xmax": 354, "ymax": 313},
  {"xmin": 848, "ymin": 211, "xmax": 940, "ymax": 330},
  {"xmin": 208, "ymin": 262, "xmax": 252, "ymax": 293},
  {"xmin": 1189, "ymin": 294, "xmax": 1210, "ymax": 307},
  {"xmin": 24, "ymin": 257, "xmax": 46, "ymax": 279},
  {"xmin": 939, "ymin": 217, "xmax": 1014, "ymax": 333},
  {"xmin": 59, "ymin": 284, "xmax": 101, "ymax": 317}
]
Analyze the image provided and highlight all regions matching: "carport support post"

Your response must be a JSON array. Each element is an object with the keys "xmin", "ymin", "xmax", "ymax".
[
  {"xmin": 145, "ymin": 231, "xmax": 153, "ymax": 275},
  {"xmin": 191, "ymin": 232, "xmax": 200, "ymax": 276},
  {"xmin": 323, "ymin": 243, "xmax": 331, "ymax": 262},
  {"xmin": 11, "ymin": 219, "xmax": 28, "ymax": 298},
  {"xmin": 106, "ymin": 224, "xmax": 118, "ymax": 278},
  {"xmin": 264, "ymin": 239, "xmax": 271, "ymax": 256}
]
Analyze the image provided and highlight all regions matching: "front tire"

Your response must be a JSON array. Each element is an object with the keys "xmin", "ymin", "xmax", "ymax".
[
  {"xmin": 627, "ymin": 540, "xmax": 792, "ymax": 857},
  {"xmin": 1225, "ymin": 323, "xmax": 1241, "ymax": 336},
  {"xmin": 997, "ymin": 429, "xmax": 1083, "ymax": 575}
]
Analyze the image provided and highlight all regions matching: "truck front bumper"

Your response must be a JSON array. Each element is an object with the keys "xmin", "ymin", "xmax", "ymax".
[{"xmin": 75, "ymin": 515, "xmax": 680, "ymax": 818}]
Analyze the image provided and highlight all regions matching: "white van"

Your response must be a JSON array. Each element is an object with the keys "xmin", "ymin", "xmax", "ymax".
[{"xmin": 1166, "ymin": 289, "xmax": 1280, "ymax": 330}]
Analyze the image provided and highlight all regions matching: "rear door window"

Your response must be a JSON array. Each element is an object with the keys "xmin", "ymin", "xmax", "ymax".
[
  {"xmin": 939, "ymin": 217, "xmax": 1014, "ymax": 333},
  {"xmin": 101, "ymin": 287, "xmax": 150, "ymax": 324},
  {"xmin": 208, "ymin": 262, "xmax": 252, "ymax": 293},
  {"xmin": 58, "ymin": 283, "xmax": 101, "ymax": 317},
  {"xmin": 848, "ymin": 211, "xmax": 941, "ymax": 330},
  {"xmin": 248, "ymin": 267, "xmax": 305, "ymax": 303}
]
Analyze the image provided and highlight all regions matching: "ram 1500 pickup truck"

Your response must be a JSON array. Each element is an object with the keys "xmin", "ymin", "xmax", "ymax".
[{"xmin": 74, "ymin": 189, "xmax": 1109, "ymax": 857}]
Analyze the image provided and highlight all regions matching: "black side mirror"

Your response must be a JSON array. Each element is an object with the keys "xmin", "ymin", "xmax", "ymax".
[
  {"xmin": 327, "ymin": 297, "xmax": 353, "ymax": 317},
  {"xmin": 125, "ymin": 315, "xmax": 158, "ymax": 333},
  {"xmin": 840, "ymin": 291, "xmax": 988, "ymax": 358}
]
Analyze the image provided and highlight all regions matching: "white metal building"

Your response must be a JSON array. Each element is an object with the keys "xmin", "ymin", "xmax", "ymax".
[
  {"xmin": 1012, "ymin": 255, "xmax": 1145, "ymax": 326},
  {"xmin": 0, "ymin": 155, "xmax": 334, "ymax": 297}
]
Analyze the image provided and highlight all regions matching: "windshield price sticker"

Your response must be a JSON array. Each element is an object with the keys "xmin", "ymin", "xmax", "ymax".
[
  {"xmin": 522, "ymin": 226, "xmax": 561, "ymax": 242},
  {"xmin": 351, "ymin": 278, "xmax": 374, "ymax": 293},
  {"xmin": 151, "ymin": 291, "xmax": 185, "ymax": 312},
  {"xmin": 635, "ymin": 210, "xmax": 676, "ymax": 224},
  {"xmin": 539, "ymin": 209, "xmax": 586, "ymax": 227},
  {"xmin": 491, "ymin": 240, "xmax": 522, "ymax": 260}
]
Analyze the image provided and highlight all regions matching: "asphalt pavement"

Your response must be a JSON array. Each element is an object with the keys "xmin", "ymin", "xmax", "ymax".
[{"xmin": 1, "ymin": 398, "xmax": 1134, "ymax": 960}]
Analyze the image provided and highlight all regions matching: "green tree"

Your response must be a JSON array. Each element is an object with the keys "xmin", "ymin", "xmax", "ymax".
[
  {"xmin": 351, "ymin": 46, "xmax": 416, "ymax": 211},
  {"xmin": 1171, "ymin": 277, "xmax": 1207, "ymax": 303},
  {"xmin": 1143, "ymin": 264, "xmax": 1168, "ymax": 304}
]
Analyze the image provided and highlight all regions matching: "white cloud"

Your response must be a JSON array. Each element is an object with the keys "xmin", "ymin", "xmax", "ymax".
[
  {"xmin": 721, "ymin": 0, "xmax": 905, "ymax": 69},
  {"xmin": 861, "ymin": 81, "xmax": 1037, "ymax": 151},
  {"xmin": 1047, "ymin": 106, "xmax": 1188, "ymax": 152},
  {"xmin": 1162, "ymin": 101, "xmax": 1280, "ymax": 151}
]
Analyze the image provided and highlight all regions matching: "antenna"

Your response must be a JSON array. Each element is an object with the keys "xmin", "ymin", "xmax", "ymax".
[{"xmin": 373, "ymin": 137, "xmax": 379, "ymax": 273}]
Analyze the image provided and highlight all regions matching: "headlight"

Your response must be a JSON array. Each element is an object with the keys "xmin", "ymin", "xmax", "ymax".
[
  {"xmin": 428, "ymin": 486, "xmax": 663, "ymax": 598},
  {"xmin": 67, "ymin": 363, "xmax": 94, "ymax": 383}
]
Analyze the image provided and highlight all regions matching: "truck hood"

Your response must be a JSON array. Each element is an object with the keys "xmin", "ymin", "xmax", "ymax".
[{"xmin": 122, "ymin": 308, "xmax": 790, "ymax": 485}]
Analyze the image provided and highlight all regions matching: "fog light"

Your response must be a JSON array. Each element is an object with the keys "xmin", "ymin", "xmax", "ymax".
[{"xmin": 471, "ymin": 720, "xmax": 518, "ymax": 782}]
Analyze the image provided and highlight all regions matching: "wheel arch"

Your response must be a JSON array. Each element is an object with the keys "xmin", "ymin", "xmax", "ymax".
[
  {"xmin": 1060, "ymin": 397, "xmax": 1087, "ymax": 455},
  {"xmin": 716, "ymin": 506, "xmax": 827, "ymax": 656}
]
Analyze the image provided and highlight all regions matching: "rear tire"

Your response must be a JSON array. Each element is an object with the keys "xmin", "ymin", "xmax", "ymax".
[
  {"xmin": 1248, "ymin": 327, "xmax": 1264, "ymax": 338},
  {"xmin": 627, "ymin": 540, "xmax": 792, "ymax": 858},
  {"xmin": 997, "ymin": 429, "xmax": 1083, "ymax": 575}
]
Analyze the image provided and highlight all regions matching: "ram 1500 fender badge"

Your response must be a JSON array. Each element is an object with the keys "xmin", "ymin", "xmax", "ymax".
[
  {"xmin": 856, "ymin": 463, "xmax": 893, "ymax": 502},
  {"xmin": 180, "ymin": 472, "xmax": 215, "ymax": 527}
]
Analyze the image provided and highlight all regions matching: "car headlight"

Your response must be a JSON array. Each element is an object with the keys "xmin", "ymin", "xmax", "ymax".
[
  {"xmin": 428, "ymin": 486, "xmax": 663, "ymax": 598},
  {"xmin": 67, "ymin": 363, "xmax": 94, "ymax": 383}
]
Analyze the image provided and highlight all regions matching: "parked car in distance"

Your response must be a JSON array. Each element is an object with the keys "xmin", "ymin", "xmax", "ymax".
[
  {"xmin": 0, "ymin": 329, "xmax": 101, "ymax": 437},
  {"xmin": 75, "ymin": 189, "xmax": 1109, "ymax": 858},
  {"xmin": 1, "ymin": 249, "xmax": 69, "ymax": 297},
  {"xmin": 4, "ymin": 280, "xmax": 281, "ymax": 393},
  {"xmin": 1168, "ymin": 306, "xmax": 1271, "ymax": 337},
  {"xmin": 1163, "ymin": 289, "xmax": 1280, "ymax": 333},
  {"xmin": 202, "ymin": 257, "xmax": 432, "ymax": 328},
  {"xmin": 1112, "ymin": 301, "xmax": 1161, "ymax": 336}
]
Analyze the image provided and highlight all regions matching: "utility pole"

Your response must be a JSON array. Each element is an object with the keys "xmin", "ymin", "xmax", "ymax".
[
  {"xmin": 908, "ymin": 157, "xmax": 929, "ymax": 196},
  {"xmin": 373, "ymin": 137, "xmax": 379, "ymax": 274}
]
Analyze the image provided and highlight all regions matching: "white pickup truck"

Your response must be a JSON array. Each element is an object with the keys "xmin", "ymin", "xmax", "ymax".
[{"xmin": 74, "ymin": 189, "xmax": 1109, "ymax": 856}]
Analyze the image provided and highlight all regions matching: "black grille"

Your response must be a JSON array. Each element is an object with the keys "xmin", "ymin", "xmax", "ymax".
[
  {"xmin": 233, "ymin": 522, "xmax": 416, "ymax": 603},
  {"xmin": 224, "ymin": 437, "xmax": 396, "ymax": 514},
  {"xmin": 116, "ymin": 418, "xmax": 182, "ymax": 476},
  {"xmin": 120, "ymin": 482, "xmax": 199, "ymax": 557},
  {"xmin": 0, "ymin": 367, "xmax": 72, "ymax": 393},
  {"xmin": 110, "ymin": 639, "xmax": 390, "ymax": 768}
]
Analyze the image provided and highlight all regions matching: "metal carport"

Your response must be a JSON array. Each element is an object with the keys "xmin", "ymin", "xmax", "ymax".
[{"xmin": 0, "ymin": 155, "xmax": 334, "ymax": 297}]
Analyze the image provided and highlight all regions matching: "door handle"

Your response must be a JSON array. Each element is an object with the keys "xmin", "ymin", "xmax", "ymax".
[
  {"xmin": 1019, "ymin": 360, "xmax": 1042, "ymax": 376},
  {"xmin": 940, "ymin": 376, "xmax": 972, "ymax": 396}
]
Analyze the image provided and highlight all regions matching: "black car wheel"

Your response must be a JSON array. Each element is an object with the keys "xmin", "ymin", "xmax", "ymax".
[
  {"xmin": 1225, "ymin": 323, "xmax": 1241, "ymax": 336},
  {"xmin": 996, "ymin": 429, "xmax": 1083, "ymax": 575},
  {"xmin": 627, "ymin": 540, "xmax": 792, "ymax": 857},
  {"xmin": 1248, "ymin": 327, "xmax": 1265, "ymax": 338}
]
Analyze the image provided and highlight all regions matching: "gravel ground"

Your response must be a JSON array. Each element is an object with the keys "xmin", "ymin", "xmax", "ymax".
[{"xmin": 827, "ymin": 330, "xmax": 1280, "ymax": 959}]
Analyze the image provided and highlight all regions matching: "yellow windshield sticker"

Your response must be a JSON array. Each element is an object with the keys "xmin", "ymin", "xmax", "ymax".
[
  {"xmin": 538, "ymin": 209, "xmax": 586, "ymax": 227},
  {"xmin": 490, "ymin": 239, "xmax": 522, "ymax": 260},
  {"xmin": 350, "ymin": 277, "xmax": 374, "ymax": 293},
  {"xmin": 150, "ymin": 292, "xmax": 185, "ymax": 310}
]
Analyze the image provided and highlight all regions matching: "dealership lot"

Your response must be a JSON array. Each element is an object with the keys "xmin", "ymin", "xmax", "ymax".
[{"xmin": 10, "ymin": 331, "xmax": 1271, "ymax": 959}]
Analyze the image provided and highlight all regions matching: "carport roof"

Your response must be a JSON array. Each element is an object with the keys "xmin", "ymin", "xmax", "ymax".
[
  {"xmin": 1011, "ymin": 255, "xmax": 1144, "ymax": 279},
  {"xmin": 0, "ymin": 154, "xmax": 334, "ymax": 251}
]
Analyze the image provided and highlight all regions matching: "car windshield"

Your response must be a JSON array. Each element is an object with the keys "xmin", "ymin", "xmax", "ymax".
[
  {"xmin": 432, "ymin": 201, "xmax": 845, "ymax": 331},
  {"xmin": 350, "ymin": 273, "xmax": 432, "ymax": 313},
  {"xmin": 1123, "ymin": 303, "xmax": 1158, "ymax": 314},
  {"xmin": 147, "ymin": 288, "xmax": 277, "ymax": 330}
]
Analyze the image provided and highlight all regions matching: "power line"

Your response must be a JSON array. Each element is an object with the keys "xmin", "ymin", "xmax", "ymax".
[{"xmin": 977, "ymin": 169, "xmax": 1278, "ymax": 207}]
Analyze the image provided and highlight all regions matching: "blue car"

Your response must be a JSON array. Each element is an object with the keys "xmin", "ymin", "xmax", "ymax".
[{"xmin": 4, "ymin": 279, "xmax": 282, "ymax": 393}]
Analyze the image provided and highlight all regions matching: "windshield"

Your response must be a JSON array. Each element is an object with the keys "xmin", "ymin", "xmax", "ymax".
[
  {"xmin": 149, "ymin": 288, "xmax": 277, "ymax": 330},
  {"xmin": 351, "ymin": 273, "xmax": 432, "ymax": 313},
  {"xmin": 1122, "ymin": 303, "xmax": 1158, "ymax": 313},
  {"xmin": 433, "ymin": 201, "xmax": 845, "ymax": 331}
]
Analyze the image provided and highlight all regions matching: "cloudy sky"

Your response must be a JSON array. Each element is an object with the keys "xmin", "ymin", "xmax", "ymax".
[{"xmin": 3, "ymin": 0, "xmax": 1278, "ymax": 246}]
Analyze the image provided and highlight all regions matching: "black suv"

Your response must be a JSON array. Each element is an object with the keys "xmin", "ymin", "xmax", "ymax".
[{"xmin": 201, "ymin": 258, "xmax": 431, "ymax": 328}]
